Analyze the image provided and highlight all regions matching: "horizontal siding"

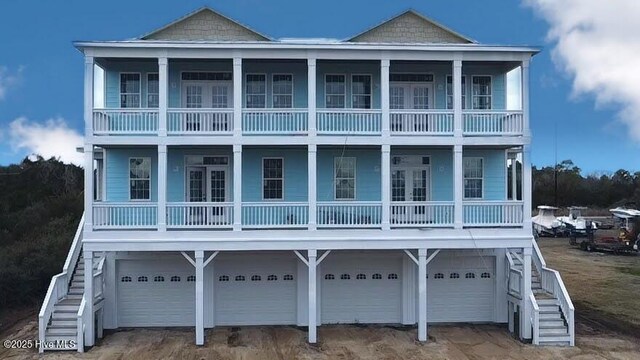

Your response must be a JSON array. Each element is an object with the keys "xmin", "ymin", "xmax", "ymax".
[
  {"xmin": 104, "ymin": 61, "xmax": 158, "ymax": 109},
  {"xmin": 242, "ymin": 147, "xmax": 308, "ymax": 202},
  {"xmin": 463, "ymin": 149, "xmax": 506, "ymax": 201},
  {"xmin": 105, "ymin": 148, "xmax": 158, "ymax": 202},
  {"xmin": 317, "ymin": 147, "xmax": 381, "ymax": 202},
  {"xmin": 316, "ymin": 61, "xmax": 381, "ymax": 109}
]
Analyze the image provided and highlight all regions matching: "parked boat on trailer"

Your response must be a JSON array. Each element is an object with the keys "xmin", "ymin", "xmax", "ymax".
[
  {"xmin": 532, "ymin": 206, "xmax": 564, "ymax": 237},
  {"xmin": 559, "ymin": 206, "xmax": 598, "ymax": 243},
  {"xmin": 572, "ymin": 209, "xmax": 640, "ymax": 254}
]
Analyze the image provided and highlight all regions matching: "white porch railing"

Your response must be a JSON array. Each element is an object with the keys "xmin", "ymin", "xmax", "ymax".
[
  {"xmin": 533, "ymin": 239, "xmax": 575, "ymax": 346},
  {"xmin": 167, "ymin": 202, "xmax": 233, "ymax": 229},
  {"xmin": 242, "ymin": 202, "xmax": 309, "ymax": 228},
  {"xmin": 463, "ymin": 110, "xmax": 524, "ymax": 135},
  {"xmin": 316, "ymin": 109, "xmax": 382, "ymax": 134},
  {"xmin": 317, "ymin": 201, "xmax": 382, "ymax": 228},
  {"xmin": 93, "ymin": 109, "xmax": 159, "ymax": 135},
  {"xmin": 390, "ymin": 201, "xmax": 454, "ymax": 227},
  {"xmin": 505, "ymin": 250, "xmax": 523, "ymax": 298},
  {"xmin": 529, "ymin": 292, "xmax": 541, "ymax": 345},
  {"xmin": 167, "ymin": 108, "xmax": 233, "ymax": 134},
  {"xmin": 463, "ymin": 201, "xmax": 524, "ymax": 227},
  {"xmin": 390, "ymin": 110, "xmax": 454, "ymax": 135},
  {"xmin": 39, "ymin": 214, "xmax": 84, "ymax": 353},
  {"xmin": 93, "ymin": 203, "xmax": 158, "ymax": 230},
  {"xmin": 242, "ymin": 109, "xmax": 308, "ymax": 134}
]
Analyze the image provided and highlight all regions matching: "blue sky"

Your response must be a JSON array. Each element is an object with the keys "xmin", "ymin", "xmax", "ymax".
[{"xmin": 0, "ymin": 0, "xmax": 638, "ymax": 174}]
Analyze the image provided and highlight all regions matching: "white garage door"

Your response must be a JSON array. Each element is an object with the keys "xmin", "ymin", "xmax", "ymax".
[
  {"xmin": 321, "ymin": 252, "xmax": 403, "ymax": 324},
  {"xmin": 215, "ymin": 253, "xmax": 297, "ymax": 326},
  {"xmin": 117, "ymin": 259, "xmax": 195, "ymax": 327},
  {"xmin": 428, "ymin": 254, "xmax": 495, "ymax": 323}
]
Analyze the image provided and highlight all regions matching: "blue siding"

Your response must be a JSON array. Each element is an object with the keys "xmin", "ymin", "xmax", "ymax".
[
  {"xmin": 390, "ymin": 148, "xmax": 453, "ymax": 201},
  {"xmin": 105, "ymin": 148, "xmax": 158, "ymax": 202},
  {"xmin": 243, "ymin": 60, "xmax": 308, "ymax": 108},
  {"xmin": 168, "ymin": 60, "xmax": 232, "ymax": 108},
  {"xmin": 242, "ymin": 147, "xmax": 308, "ymax": 202},
  {"xmin": 104, "ymin": 61, "xmax": 158, "ymax": 108},
  {"xmin": 316, "ymin": 61, "xmax": 381, "ymax": 109},
  {"xmin": 166, "ymin": 147, "xmax": 234, "ymax": 202},
  {"xmin": 463, "ymin": 149, "xmax": 506, "ymax": 200},
  {"xmin": 317, "ymin": 148, "xmax": 381, "ymax": 201}
]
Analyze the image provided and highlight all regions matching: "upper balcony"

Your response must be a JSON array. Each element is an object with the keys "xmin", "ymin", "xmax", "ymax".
[{"xmin": 89, "ymin": 59, "xmax": 527, "ymax": 139}]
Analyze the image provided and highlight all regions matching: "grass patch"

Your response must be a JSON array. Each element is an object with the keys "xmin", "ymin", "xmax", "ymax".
[{"xmin": 617, "ymin": 267, "xmax": 640, "ymax": 276}]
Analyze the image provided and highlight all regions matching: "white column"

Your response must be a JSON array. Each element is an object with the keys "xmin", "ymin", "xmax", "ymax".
[
  {"xmin": 84, "ymin": 145, "xmax": 94, "ymax": 232},
  {"xmin": 308, "ymin": 145, "xmax": 317, "ymax": 230},
  {"xmin": 417, "ymin": 249, "xmax": 427, "ymax": 341},
  {"xmin": 233, "ymin": 57, "xmax": 243, "ymax": 137},
  {"xmin": 195, "ymin": 251, "xmax": 205, "ymax": 345},
  {"xmin": 510, "ymin": 154, "xmax": 518, "ymax": 201},
  {"xmin": 453, "ymin": 145, "xmax": 463, "ymax": 229},
  {"xmin": 158, "ymin": 57, "xmax": 168, "ymax": 136},
  {"xmin": 157, "ymin": 145, "xmax": 167, "ymax": 231},
  {"xmin": 308, "ymin": 250, "xmax": 318, "ymax": 343},
  {"xmin": 381, "ymin": 145, "xmax": 391, "ymax": 230},
  {"xmin": 453, "ymin": 59, "xmax": 463, "ymax": 137},
  {"xmin": 84, "ymin": 56, "xmax": 94, "ymax": 137},
  {"xmin": 521, "ymin": 246, "xmax": 532, "ymax": 340},
  {"xmin": 521, "ymin": 59, "xmax": 530, "ymax": 137},
  {"xmin": 522, "ymin": 145, "xmax": 532, "ymax": 228},
  {"xmin": 308, "ymin": 58, "xmax": 317, "ymax": 136},
  {"xmin": 83, "ymin": 250, "xmax": 94, "ymax": 347},
  {"xmin": 381, "ymin": 59, "xmax": 390, "ymax": 137},
  {"xmin": 233, "ymin": 145, "xmax": 242, "ymax": 231}
]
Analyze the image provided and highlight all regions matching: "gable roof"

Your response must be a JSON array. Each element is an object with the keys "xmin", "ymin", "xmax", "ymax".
[
  {"xmin": 347, "ymin": 9, "xmax": 476, "ymax": 44},
  {"xmin": 139, "ymin": 7, "xmax": 271, "ymax": 41}
]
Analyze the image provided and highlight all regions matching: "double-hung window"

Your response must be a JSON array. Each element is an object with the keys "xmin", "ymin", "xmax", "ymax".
[
  {"xmin": 120, "ymin": 73, "xmax": 141, "ymax": 108},
  {"xmin": 335, "ymin": 157, "xmax": 356, "ymax": 200},
  {"xmin": 325, "ymin": 75, "xmax": 346, "ymax": 108},
  {"xmin": 351, "ymin": 75, "xmax": 372, "ymax": 109},
  {"xmin": 472, "ymin": 76, "xmax": 492, "ymax": 110},
  {"xmin": 129, "ymin": 158, "xmax": 151, "ymax": 200},
  {"xmin": 246, "ymin": 74, "xmax": 266, "ymax": 108},
  {"xmin": 446, "ymin": 75, "xmax": 466, "ymax": 110},
  {"xmin": 263, "ymin": 158, "xmax": 283, "ymax": 200},
  {"xmin": 463, "ymin": 157, "xmax": 483, "ymax": 199},
  {"xmin": 272, "ymin": 74, "xmax": 293, "ymax": 108},
  {"xmin": 147, "ymin": 73, "xmax": 159, "ymax": 108}
]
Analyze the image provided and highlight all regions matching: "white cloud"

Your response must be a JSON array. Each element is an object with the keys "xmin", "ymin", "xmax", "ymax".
[
  {"xmin": 0, "ymin": 65, "xmax": 24, "ymax": 100},
  {"xmin": 8, "ymin": 117, "xmax": 83, "ymax": 165},
  {"xmin": 524, "ymin": 0, "xmax": 640, "ymax": 141}
]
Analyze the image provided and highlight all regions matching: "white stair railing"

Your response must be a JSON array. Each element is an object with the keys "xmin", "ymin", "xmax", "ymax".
[
  {"xmin": 505, "ymin": 251, "xmax": 523, "ymax": 298},
  {"xmin": 532, "ymin": 239, "xmax": 575, "ymax": 346},
  {"xmin": 529, "ymin": 292, "xmax": 540, "ymax": 345},
  {"xmin": 38, "ymin": 214, "xmax": 84, "ymax": 353}
]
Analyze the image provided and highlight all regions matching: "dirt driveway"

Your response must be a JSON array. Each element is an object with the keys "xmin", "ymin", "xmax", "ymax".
[{"xmin": 3, "ymin": 239, "xmax": 640, "ymax": 359}]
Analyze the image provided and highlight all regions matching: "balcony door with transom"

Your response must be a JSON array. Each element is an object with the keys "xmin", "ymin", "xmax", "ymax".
[
  {"xmin": 181, "ymin": 72, "xmax": 233, "ymax": 132},
  {"xmin": 389, "ymin": 74, "xmax": 434, "ymax": 132},
  {"xmin": 391, "ymin": 155, "xmax": 432, "ymax": 224},
  {"xmin": 185, "ymin": 156, "xmax": 230, "ymax": 226}
]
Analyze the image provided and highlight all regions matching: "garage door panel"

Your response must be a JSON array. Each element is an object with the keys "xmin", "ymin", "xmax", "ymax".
[
  {"xmin": 428, "ymin": 255, "xmax": 495, "ymax": 323},
  {"xmin": 215, "ymin": 254, "xmax": 297, "ymax": 326},
  {"xmin": 321, "ymin": 253, "xmax": 402, "ymax": 324},
  {"xmin": 117, "ymin": 260, "xmax": 195, "ymax": 327}
]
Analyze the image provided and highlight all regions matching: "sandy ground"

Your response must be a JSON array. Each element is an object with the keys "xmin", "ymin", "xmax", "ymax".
[{"xmin": 2, "ymin": 238, "xmax": 640, "ymax": 359}]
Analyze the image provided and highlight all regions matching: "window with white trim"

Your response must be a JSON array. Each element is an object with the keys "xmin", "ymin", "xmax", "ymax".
[
  {"xmin": 434, "ymin": 273, "xmax": 444, "ymax": 279},
  {"xmin": 120, "ymin": 73, "xmax": 141, "ymax": 108},
  {"xmin": 263, "ymin": 158, "xmax": 283, "ymax": 200},
  {"xmin": 251, "ymin": 275, "xmax": 262, "ymax": 281},
  {"xmin": 267, "ymin": 275, "xmax": 278, "ymax": 281},
  {"xmin": 235, "ymin": 275, "xmax": 245, "ymax": 281},
  {"xmin": 147, "ymin": 73, "xmax": 159, "ymax": 108},
  {"xmin": 187, "ymin": 275, "xmax": 196, "ymax": 282},
  {"xmin": 472, "ymin": 76, "xmax": 492, "ymax": 110},
  {"xmin": 325, "ymin": 74, "xmax": 346, "ymax": 108},
  {"xmin": 154, "ymin": 276, "xmax": 165, "ymax": 282},
  {"xmin": 325, "ymin": 274, "xmax": 335, "ymax": 280},
  {"xmin": 372, "ymin": 273, "xmax": 382, "ymax": 280},
  {"xmin": 137, "ymin": 276, "xmax": 148, "ymax": 282},
  {"xmin": 340, "ymin": 274, "xmax": 350, "ymax": 280},
  {"xmin": 335, "ymin": 157, "xmax": 356, "ymax": 200},
  {"xmin": 170, "ymin": 276, "xmax": 180, "ymax": 282},
  {"xmin": 465, "ymin": 272, "xmax": 475, "ymax": 279},
  {"xmin": 450, "ymin": 273, "xmax": 460, "ymax": 279},
  {"xmin": 388, "ymin": 273, "xmax": 398, "ymax": 280},
  {"xmin": 246, "ymin": 74, "xmax": 266, "ymax": 108},
  {"xmin": 283, "ymin": 274, "xmax": 294, "ymax": 281},
  {"xmin": 129, "ymin": 158, "xmax": 151, "ymax": 200},
  {"xmin": 351, "ymin": 75, "xmax": 371, "ymax": 109},
  {"xmin": 481, "ymin": 272, "xmax": 491, "ymax": 279},
  {"xmin": 272, "ymin": 74, "xmax": 293, "ymax": 108},
  {"xmin": 463, "ymin": 157, "xmax": 483, "ymax": 199},
  {"xmin": 219, "ymin": 275, "xmax": 229, "ymax": 282},
  {"xmin": 446, "ymin": 75, "xmax": 466, "ymax": 110},
  {"xmin": 121, "ymin": 276, "xmax": 132, "ymax": 282},
  {"xmin": 356, "ymin": 274, "xmax": 366, "ymax": 280}
]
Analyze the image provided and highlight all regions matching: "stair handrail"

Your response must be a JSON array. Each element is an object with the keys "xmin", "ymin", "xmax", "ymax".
[
  {"xmin": 529, "ymin": 292, "xmax": 540, "ymax": 345},
  {"xmin": 532, "ymin": 239, "xmax": 575, "ymax": 346},
  {"xmin": 77, "ymin": 296, "xmax": 86, "ymax": 353},
  {"xmin": 93, "ymin": 255, "xmax": 106, "ymax": 300},
  {"xmin": 505, "ymin": 251, "xmax": 523, "ymax": 298},
  {"xmin": 38, "ymin": 213, "xmax": 85, "ymax": 353}
]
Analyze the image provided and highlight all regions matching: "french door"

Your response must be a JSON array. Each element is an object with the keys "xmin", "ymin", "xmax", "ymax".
[
  {"xmin": 390, "ymin": 83, "xmax": 433, "ymax": 132},
  {"xmin": 182, "ymin": 81, "xmax": 233, "ymax": 131},
  {"xmin": 186, "ymin": 166, "xmax": 229, "ymax": 225},
  {"xmin": 391, "ymin": 166, "xmax": 431, "ymax": 223}
]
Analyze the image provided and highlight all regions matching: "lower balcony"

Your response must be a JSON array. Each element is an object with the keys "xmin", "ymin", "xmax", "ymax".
[{"xmin": 90, "ymin": 201, "xmax": 523, "ymax": 231}]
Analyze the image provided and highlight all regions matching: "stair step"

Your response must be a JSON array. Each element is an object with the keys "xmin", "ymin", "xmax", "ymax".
[
  {"xmin": 44, "ymin": 335, "xmax": 78, "ymax": 350},
  {"xmin": 51, "ymin": 319, "xmax": 77, "ymax": 327},
  {"xmin": 539, "ymin": 322, "xmax": 567, "ymax": 330},
  {"xmin": 539, "ymin": 328, "xmax": 570, "ymax": 336},
  {"xmin": 68, "ymin": 289, "xmax": 83, "ymax": 295},
  {"xmin": 540, "ymin": 312, "xmax": 562, "ymax": 320},
  {"xmin": 539, "ymin": 304, "xmax": 560, "ymax": 311},
  {"xmin": 58, "ymin": 298, "xmax": 82, "ymax": 305},
  {"xmin": 539, "ymin": 319, "xmax": 565, "ymax": 328},
  {"xmin": 66, "ymin": 294, "xmax": 83, "ymax": 300},
  {"xmin": 46, "ymin": 326, "xmax": 77, "ymax": 336},
  {"xmin": 52, "ymin": 310, "xmax": 77, "ymax": 319}
]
